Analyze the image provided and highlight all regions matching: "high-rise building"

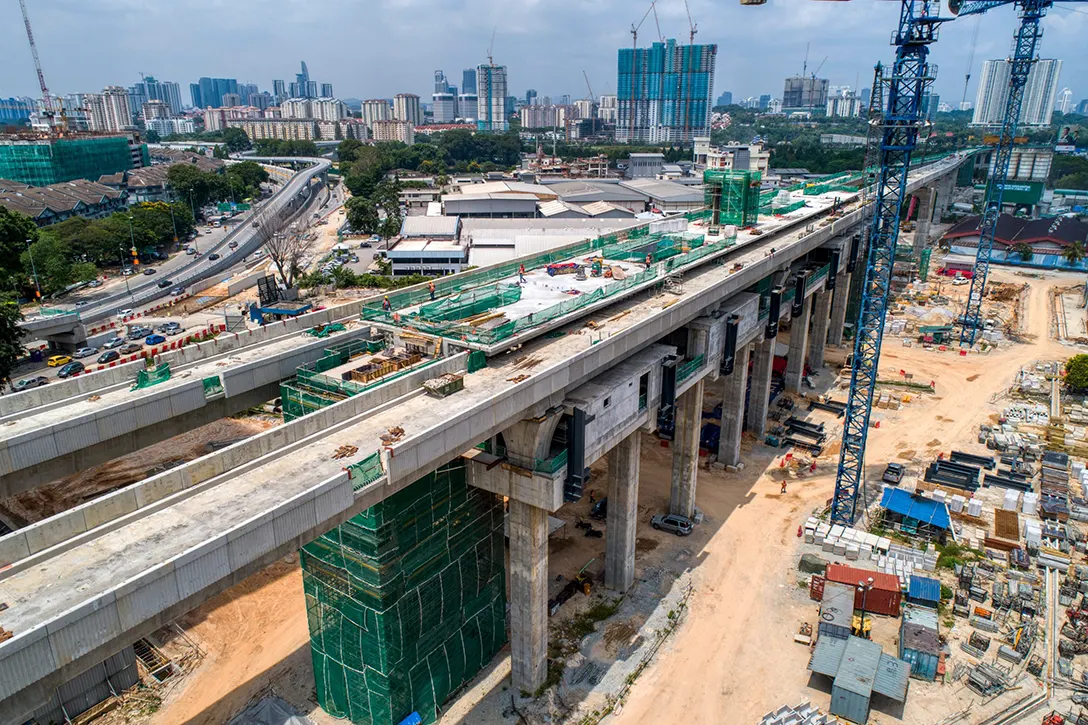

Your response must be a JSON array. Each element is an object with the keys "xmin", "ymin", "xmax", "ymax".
[
  {"xmin": 321, "ymin": 83, "xmax": 334, "ymax": 98},
  {"xmin": 361, "ymin": 99, "xmax": 392, "ymax": 129},
  {"xmin": 921, "ymin": 91, "xmax": 940, "ymax": 121},
  {"xmin": 0, "ymin": 98, "xmax": 34, "ymax": 124},
  {"xmin": 1078, "ymin": 99, "xmax": 1088, "ymax": 115},
  {"xmin": 433, "ymin": 93, "xmax": 457, "ymax": 123},
  {"xmin": 972, "ymin": 58, "xmax": 1062, "ymax": 127},
  {"xmin": 294, "ymin": 61, "xmax": 313, "ymax": 98},
  {"xmin": 574, "ymin": 99, "xmax": 596, "ymax": 120},
  {"xmin": 434, "ymin": 71, "xmax": 451, "ymax": 94},
  {"xmin": 370, "ymin": 120, "xmax": 415, "ymax": 145},
  {"xmin": 221, "ymin": 93, "xmax": 242, "ymax": 108},
  {"xmin": 141, "ymin": 100, "xmax": 171, "ymax": 121},
  {"xmin": 459, "ymin": 94, "xmax": 478, "ymax": 121},
  {"xmin": 90, "ymin": 86, "xmax": 133, "ymax": 131},
  {"xmin": 505, "ymin": 95, "xmax": 517, "ymax": 120},
  {"xmin": 560, "ymin": 94, "xmax": 571, "ymax": 106},
  {"xmin": 716, "ymin": 91, "xmax": 732, "ymax": 107},
  {"xmin": 249, "ymin": 92, "xmax": 272, "ymax": 110},
  {"xmin": 617, "ymin": 39, "xmax": 717, "ymax": 143},
  {"xmin": 194, "ymin": 77, "xmax": 239, "ymax": 109},
  {"xmin": 826, "ymin": 91, "xmax": 862, "ymax": 118},
  {"xmin": 476, "ymin": 63, "xmax": 509, "ymax": 132},
  {"xmin": 0, "ymin": 135, "xmax": 145, "ymax": 185},
  {"xmin": 526, "ymin": 89, "xmax": 538, "ymax": 106},
  {"xmin": 1056, "ymin": 88, "xmax": 1073, "ymax": 115},
  {"xmin": 759, "ymin": 94, "xmax": 771, "ymax": 110},
  {"xmin": 598, "ymin": 94, "xmax": 618, "ymax": 123},
  {"xmin": 860, "ymin": 87, "xmax": 872, "ymax": 110},
  {"xmin": 462, "ymin": 69, "xmax": 477, "ymax": 95},
  {"xmin": 189, "ymin": 83, "xmax": 202, "ymax": 109},
  {"xmin": 128, "ymin": 76, "xmax": 183, "ymax": 116},
  {"xmin": 393, "ymin": 94, "xmax": 423, "ymax": 126},
  {"xmin": 273, "ymin": 80, "xmax": 287, "ymax": 102},
  {"xmin": 782, "ymin": 76, "xmax": 829, "ymax": 110}
]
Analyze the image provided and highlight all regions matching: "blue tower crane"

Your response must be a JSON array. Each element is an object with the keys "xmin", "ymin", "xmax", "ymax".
[
  {"xmin": 955, "ymin": 0, "xmax": 1082, "ymax": 346},
  {"xmin": 829, "ymin": 0, "xmax": 946, "ymax": 525}
]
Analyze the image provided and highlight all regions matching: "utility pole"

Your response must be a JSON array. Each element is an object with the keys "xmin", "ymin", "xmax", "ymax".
[{"xmin": 24, "ymin": 238, "xmax": 42, "ymax": 306}]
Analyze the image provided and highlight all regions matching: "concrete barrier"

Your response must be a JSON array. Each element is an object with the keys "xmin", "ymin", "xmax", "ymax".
[
  {"xmin": 0, "ymin": 361, "xmax": 145, "ymax": 418},
  {"xmin": 0, "ymin": 352, "xmax": 467, "ymax": 571}
]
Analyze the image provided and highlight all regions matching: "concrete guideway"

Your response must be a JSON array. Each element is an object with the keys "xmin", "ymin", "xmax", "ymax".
[{"xmin": 0, "ymin": 154, "xmax": 971, "ymax": 723}]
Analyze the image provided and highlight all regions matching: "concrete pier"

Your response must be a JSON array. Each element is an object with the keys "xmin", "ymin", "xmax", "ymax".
[
  {"xmin": 605, "ymin": 431, "xmax": 641, "ymax": 592},
  {"xmin": 717, "ymin": 343, "xmax": 751, "ymax": 468},
  {"xmin": 509, "ymin": 499, "xmax": 548, "ymax": 692},
  {"xmin": 828, "ymin": 273, "xmax": 851, "ymax": 347},
  {"xmin": 748, "ymin": 337, "xmax": 775, "ymax": 438},
  {"xmin": 913, "ymin": 186, "xmax": 934, "ymax": 257},
  {"xmin": 808, "ymin": 289, "xmax": 831, "ymax": 371},
  {"xmin": 785, "ymin": 293, "xmax": 811, "ymax": 393},
  {"xmin": 670, "ymin": 379, "xmax": 703, "ymax": 519}
]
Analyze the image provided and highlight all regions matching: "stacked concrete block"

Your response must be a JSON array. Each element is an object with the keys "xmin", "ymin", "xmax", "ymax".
[{"xmin": 760, "ymin": 701, "xmax": 841, "ymax": 725}]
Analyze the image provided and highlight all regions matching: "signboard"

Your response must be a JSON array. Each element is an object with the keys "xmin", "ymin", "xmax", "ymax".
[
  {"xmin": 216, "ymin": 202, "xmax": 252, "ymax": 213},
  {"xmin": 973, "ymin": 180, "xmax": 1044, "ymax": 206}
]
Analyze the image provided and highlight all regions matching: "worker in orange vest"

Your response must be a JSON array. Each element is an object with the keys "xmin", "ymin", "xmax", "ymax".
[
  {"xmin": 519, "ymin": 264, "xmax": 526, "ymax": 283},
  {"xmin": 382, "ymin": 296, "xmax": 391, "ymax": 311},
  {"xmin": 781, "ymin": 480, "xmax": 788, "ymax": 494},
  {"xmin": 428, "ymin": 281, "xmax": 436, "ymax": 301}
]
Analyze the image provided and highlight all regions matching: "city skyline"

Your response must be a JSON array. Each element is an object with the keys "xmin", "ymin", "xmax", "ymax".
[{"xmin": 1, "ymin": 1, "xmax": 1083, "ymax": 111}]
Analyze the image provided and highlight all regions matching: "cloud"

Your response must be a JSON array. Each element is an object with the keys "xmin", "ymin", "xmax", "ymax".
[{"xmin": 0, "ymin": 0, "xmax": 1081, "ymax": 105}]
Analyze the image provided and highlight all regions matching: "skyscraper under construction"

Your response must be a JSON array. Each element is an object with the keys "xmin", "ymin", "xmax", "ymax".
[{"xmin": 617, "ymin": 38, "xmax": 717, "ymax": 144}]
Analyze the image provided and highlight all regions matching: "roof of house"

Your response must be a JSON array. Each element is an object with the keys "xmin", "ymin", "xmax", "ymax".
[
  {"xmin": 448, "ymin": 180, "xmax": 557, "ymax": 200},
  {"xmin": 943, "ymin": 214, "xmax": 1088, "ymax": 248},
  {"xmin": 619, "ymin": 178, "xmax": 704, "ymax": 203},
  {"xmin": 0, "ymin": 178, "xmax": 122, "ymax": 220},
  {"xmin": 879, "ymin": 487, "xmax": 952, "ymax": 530},
  {"xmin": 581, "ymin": 200, "xmax": 634, "ymax": 217}
]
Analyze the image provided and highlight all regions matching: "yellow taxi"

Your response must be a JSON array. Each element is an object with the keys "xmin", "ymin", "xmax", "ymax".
[{"xmin": 46, "ymin": 354, "xmax": 72, "ymax": 367}]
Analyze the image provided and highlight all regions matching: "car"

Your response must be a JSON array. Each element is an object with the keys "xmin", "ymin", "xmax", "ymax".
[
  {"xmin": 253, "ymin": 249, "xmax": 265, "ymax": 258},
  {"xmin": 121, "ymin": 267, "xmax": 136, "ymax": 276},
  {"xmin": 208, "ymin": 253, "xmax": 220, "ymax": 261},
  {"xmin": 142, "ymin": 267, "xmax": 156, "ymax": 275},
  {"xmin": 171, "ymin": 286, "xmax": 186, "ymax": 296},
  {"xmin": 117, "ymin": 308, "xmax": 133, "ymax": 317},
  {"xmin": 360, "ymin": 242, "xmax": 372, "ymax": 248},
  {"xmin": 159, "ymin": 322, "xmax": 182, "ymax": 334},
  {"xmin": 75, "ymin": 300, "xmax": 89, "ymax": 308},
  {"xmin": 157, "ymin": 279, "xmax": 173, "ymax": 289},
  {"xmin": 102, "ymin": 336, "xmax": 125, "ymax": 349},
  {"xmin": 97, "ymin": 350, "xmax": 120, "ymax": 364},
  {"xmin": 882, "ymin": 462, "xmax": 906, "ymax": 484},
  {"xmin": 127, "ymin": 326, "xmax": 152, "ymax": 340},
  {"xmin": 88, "ymin": 280, "xmax": 103, "ymax": 288},
  {"xmin": 229, "ymin": 241, "xmax": 239, "ymax": 249},
  {"xmin": 47, "ymin": 354, "xmax": 72, "ymax": 367},
  {"xmin": 185, "ymin": 248, "xmax": 197, "ymax": 255},
  {"xmin": 57, "ymin": 361, "xmax": 85, "ymax": 378},
  {"xmin": 145, "ymin": 334, "xmax": 167, "ymax": 345},
  {"xmin": 590, "ymin": 498, "xmax": 608, "ymax": 521},
  {"xmin": 119, "ymin": 343, "xmax": 143, "ymax": 354},
  {"xmin": 349, "ymin": 255, "xmax": 359, "ymax": 263},
  {"xmin": 952, "ymin": 276, "xmax": 968, "ymax": 286},
  {"xmin": 369, "ymin": 235, "xmax": 380, "ymax": 242},
  {"xmin": 73, "ymin": 346, "xmax": 98, "ymax": 359},
  {"xmin": 650, "ymin": 513, "xmax": 694, "ymax": 537},
  {"xmin": 13, "ymin": 376, "xmax": 49, "ymax": 392}
]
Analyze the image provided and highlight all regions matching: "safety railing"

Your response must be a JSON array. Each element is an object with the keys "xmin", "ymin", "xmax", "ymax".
[
  {"xmin": 805, "ymin": 264, "xmax": 831, "ymax": 294},
  {"xmin": 202, "ymin": 375, "xmax": 224, "ymax": 398},
  {"xmin": 676, "ymin": 354, "xmax": 706, "ymax": 383},
  {"xmin": 535, "ymin": 449, "xmax": 568, "ymax": 475},
  {"xmin": 346, "ymin": 451, "xmax": 384, "ymax": 490}
]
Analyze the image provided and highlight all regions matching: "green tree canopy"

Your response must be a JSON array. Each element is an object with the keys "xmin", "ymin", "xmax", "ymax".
[
  {"xmin": 222, "ymin": 127, "xmax": 252, "ymax": 153},
  {"xmin": 0, "ymin": 207, "xmax": 39, "ymax": 292},
  {"xmin": 1066, "ymin": 354, "xmax": 1088, "ymax": 391},
  {"xmin": 0, "ymin": 295, "xmax": 26, "ymax": 387}
]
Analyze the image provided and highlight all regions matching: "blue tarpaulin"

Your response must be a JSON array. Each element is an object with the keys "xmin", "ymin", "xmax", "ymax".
[{"xmin": 879, "ymin": 487, "xmax": 951, "ymax": 531}]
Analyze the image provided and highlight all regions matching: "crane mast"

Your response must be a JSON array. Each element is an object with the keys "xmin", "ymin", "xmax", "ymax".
[
  {"xmin": 18, "ymin": 0, "xmax": 54, "ymax": 123},
  {"xmin": 830, "ymin": 0, "xmax": 943, "ymax": 525}
]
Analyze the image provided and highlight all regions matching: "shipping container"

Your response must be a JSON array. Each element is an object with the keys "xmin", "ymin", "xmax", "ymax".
[
  {"xmin": 826, "ymin": 563, "xmax": 902, "ymax": 616},
  {"xmin": 819, "ymin": 582, "xmax": 855, "ymax": 640},
  {"xmin": 830, "ymin": 637, "xmax": 882, "ymax": 724},
  {"xmin": 899, "ymin": 622, "xmax": 940, "ymax": 680},
  {"xmin": 907, "ymin": 575, "xmax": 942, "ymax": 608}
]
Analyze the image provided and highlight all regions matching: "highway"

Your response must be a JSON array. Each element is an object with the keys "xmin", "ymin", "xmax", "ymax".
[{"xmin": 0, "ymin": 153, "xmax": 971, "ymax": 722}]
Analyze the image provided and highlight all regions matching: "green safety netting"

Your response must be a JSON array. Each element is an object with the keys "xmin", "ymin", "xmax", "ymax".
[
  {"xmin": 131, "ymin": 363, "xmax": 170, "ymax": 390},
  {"xmin": 202, "ymin": 375, "xmax": 224, "ymax": 398},
  {"xmin": 703, "ymin": 169, "xmax": 761, "ymax": 228},
  {"xmin": 308, "ymin": 323, "xmax": 347, "ymax": 338},
  {"xmin": 418, "ymin": 284, "xmax": 521, "ymax": 323},
  {"xmin": 466, "ymin": 351, "xmax": 487, "ymax": 373},
  {"xmin": 302, "ymin": 460, "xmax": 506, "ymax": 725},
  {"xmin": 347, "ymin": 452, "xmax": 384, "ymax": 490},
  {"xmin": 281, "ymin": 357, "xmax": 445, "ymax": 422},
  {"xmin": 805, "ymin": 264, "xmax": 831, "ymax": 295},
  {"xmin": 676, "ymin": 354, "xmax": 706, "ymax": 383}
]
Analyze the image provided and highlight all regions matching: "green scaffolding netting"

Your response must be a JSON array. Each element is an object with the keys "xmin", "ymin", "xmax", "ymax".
[
  {"xmin": 131, "ymin": 363, "xmax": 171, "ymax": 390},
  {"xmin": 309, "ymin": 323, "xmax": 347, "ymax": 338},
  {"xmin": 703, "ymin": 169, "xmax": 761, "ymax": 228},
  {"xmin": 202, "ymin": 375, "xmax": 224, "ymax": 398},
  {"xmin": 302, "ymin": 460, "xmax": 506, "ymax": 725},
  {"xmin": 418, "ymin": 284, "xmax": 522, "ymax": 323}
]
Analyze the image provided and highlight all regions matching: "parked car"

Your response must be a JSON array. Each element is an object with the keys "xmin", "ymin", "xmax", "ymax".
[
  {"xmin": 360, "ymin": 242, "xmax": 372, "ymax": 248},
  {"xmin": 142, "ymin": 267, "xmax": 156, "ymax": 275},
  {"xmin": 208, "ymin": 253, "xmax": 220, "ymax": 261},
  {"xmin": 57, "ymin": 361, "xmax": 85, "ymax": 378},
  {"xmin": 13, "ymin": 376, "xmax": 49, "ymax": 392},
  {"xmin": 88, "ymin": 279, "xmax": 103, "ymax": 288},
  {"xmin": 127, "ymin": 326, "xmax": 152, "ymax": 340},
  {"xmin": 103, "ymin": 336, "xmax": 125, "ymax": 349},
  {"xmin": 121, "ymin": 268, "xmax": 136, "ymax": 276},
  {"xmin": 73, "ymin": 346, "xmax": 98, "ymax": 359},
  {"xmin": 145, "ymin": 334, "xmax": 167, "ymax": 345},
  {"xmin": 97, "ymin": 350, "xmax": 120, "ymax": 364},
  {"xmin": 157, "ymin": 278, "xmax": 173, "ymax": 289},
  {"xmin": 590, "ymin": 498, "xmax": 608, "ymax": 521},
  {"xmin": 119, "ymin": 343, "xmax": 143, "ymax": 354},
  {"xmin": 171, "ymin": 286, "xmax": 186, "ymax": 296},
  {"xmin": 651, "ymin": 513, "xmax": 694, "ymax": 537},
  {"xmin": 47, "ymin": 354, "xmax": 72, "ymax": 367},
  {"xmin": 117, "ymin": 308, "xmax": 133, "ymax": 317},
  {"xmin": 185, "ymin": 248, "xmax": 197, "ymax": 255},
  {"xmin": 159, "ymin": 322, "xmax": 182, "ymax": 334},
  {"xmin": 882, "ymin": 462, "xmax": 905, "ymax": 484}
]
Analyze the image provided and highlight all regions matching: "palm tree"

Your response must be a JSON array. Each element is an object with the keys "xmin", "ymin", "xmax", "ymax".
[
  {"xmin": 1063, "ymin": 239, "xmax": 1086, "ymax": 266},
  {"xmin": 1011, "ymin": 242, "xmax": 1034, "ymax": 262}
]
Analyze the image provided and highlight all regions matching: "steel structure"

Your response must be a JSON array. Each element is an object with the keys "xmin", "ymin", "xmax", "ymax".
[
  {"xmin": 955, "ymin": 0, "xmax": 1082, "ymax": 345},
  {"xmin": 17, "ymin": 0, "xmax": 52, "ymax": 120},
  {"xmin": 830, "ymin": 0, "xmax": 944, "ymax": 525}
]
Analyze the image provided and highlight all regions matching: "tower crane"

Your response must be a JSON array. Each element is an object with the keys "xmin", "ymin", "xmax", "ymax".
[
  {"xmin": 955, "ymin": 0, "xmax": 1085, "ymax": 346},
  {"xmin": 583, "ymin": 71, "xmax": 596, "ymax": 104},
  {"xmin": 18, "ymin": 0, "xmax": 55, "ymax": 126}
]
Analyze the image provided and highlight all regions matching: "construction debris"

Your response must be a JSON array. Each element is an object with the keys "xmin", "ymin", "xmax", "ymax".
[
  {"xmin": 331, "ymin": 445, "xmax": 359, "ymax": 460},
  {"xmin": 379, "ymin": 427, "xmax": 404, "ymax": 445},
  {"xmin": 507, "ymin": 374, "xmax": 530, "ymax": 384}
]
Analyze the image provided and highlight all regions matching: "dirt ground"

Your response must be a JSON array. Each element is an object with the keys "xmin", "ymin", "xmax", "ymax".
[
  {"xmin": 0, "ymin": 415, "xmax": 278, "ymax": 528},
  {"xmin": 94, "ymin": 268, "xmax": 1087, "ymax": 725}
]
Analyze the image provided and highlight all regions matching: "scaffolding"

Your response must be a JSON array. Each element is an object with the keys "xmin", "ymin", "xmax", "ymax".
[
  {"xmin": 703, "ymin": 169, "xmax": 762, "ymax": 228},
  {"xmin": 0, "ymin": 135, "xmax": 139, "ymax": 186},
  {"xmin": 302, "ymin": 460, "xmax": 506, "ymax": 725}
]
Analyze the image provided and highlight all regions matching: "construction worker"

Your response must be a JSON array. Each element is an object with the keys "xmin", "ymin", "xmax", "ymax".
[
  {"xmin": 428, "ymin": 280, "xmax": 436, "ymax": 301},
  {"xmin": 781, "ymin": 480, "xmax": 788, "ymax": 495},
  {"xmin": 645, "ymin": 252, "xmax": 653, "ymax": 268},
  {"xmin": 382, "ymin": 296, "xmax": 391, "ymax": 311},
  {"xmin": 519, "ymin": 264, "xmax": 527, "ymax": 283}
]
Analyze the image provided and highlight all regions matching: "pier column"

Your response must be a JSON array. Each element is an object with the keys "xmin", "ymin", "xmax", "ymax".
[
  {"xmin": 808, "ymin": 289, "xmax": 832, "ymax": 371},
  {"xmin": 717, "ymin": 342, "xmax": 751, "ymax": 467},
  {"xmin": 509, "ymin": 499, "xmax": 548, "ymax": 692},
  {"xmin": 605, "ymin": 431, "xmax": 641, "ymax": 592},
  {"xmin": 785, "ymin": 293, "xmax": 811, "ymax": 393}
]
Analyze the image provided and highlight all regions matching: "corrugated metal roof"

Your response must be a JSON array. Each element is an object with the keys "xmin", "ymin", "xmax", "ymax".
[
  {"xmin": 833, "ymin": 637, "xmax": 881, "ymax": 697},
  {"xmin": 820, "ymin": 582, "xmax": 855, "ymax": 638},
  {"xmin": 537, "ymin": 199, "xmax": 589, "ymax": 217},
  {"xmin": 873, "ymin": 653, "xmax": 911, "ymax": 702},
  {"xmin": 825, "ymin": 563, "xmax": 900, "ymax": 593},
  {"xmin": 908, "ymin": 576, "xmax": 942, "ymax": 605},
  {"xmin": 902, "ymin": 602, "xmax": 940, "ymax": 630},
  {"xmin": 809, "ymin": 635, "xmax": 848, "ymax": 677},
  {"xmin": 619, "ymin": 178, "xmax": 704, "ymax": 202},
  {"xmin": 399, "ymin": 216, "xmax": 461, "ymax": 238},
  {"xmin": 880, "ymin": 487, "xmax": 951, "ymax": 530},
  {"xmin": 900, "ymin": 621, "xmax": 940, "ymax": 655}
]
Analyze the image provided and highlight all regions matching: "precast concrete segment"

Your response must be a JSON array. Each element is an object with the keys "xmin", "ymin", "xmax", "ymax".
[
  {"xmin": 508, "ymin": 499, "xmax": 548, "ymax": 692},
  {"xmin": 669, "ymin": 379, "xmax": 703, "ymax": 520},
  {"xmin": 0, "ymin": 155, "xmax": 972, "ymax": 719},
  {"xmin": 748, "ymin": 337, "xmax": 775, "ymax": 439},
  {"xmin": 912, "ymin": 185, "xmax": 934, "ymax": 258},
  {"xmin": 808, "ymin": 289, "xmax": 832, "ymax": 370},
  {"xmin": 717, "ymin": 343, "xmax": 751, "ymax": 468},
  {"xmin": 605, "ymin": 431, "xmax": 641, "ymax": 593},
  {"xmin": 784, "ymin": 293, "xmax": 811, "ymax": 393},
  {"xmin": 828, "ymin": 273, "xmax": 851, "ymax": 348}
]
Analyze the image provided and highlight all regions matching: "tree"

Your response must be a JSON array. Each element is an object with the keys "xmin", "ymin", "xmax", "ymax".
[
  {"xmin": 213, "ymin": 145, "xmax": 229, "ymax": 160},
  {"xmin": 226, "ymin": 161, "xmax": 270, "ymax": 198},
  {"xmin": 263, "ymin": 228, "xmax": 318, "ymax": 288},
  {"xmin": 1011, "ymin": 242, "xmax": 1034, "ymax": 261},
  {"xmin": 144, "ymin": 129, "xmax": 161, "ymax": 144},
  {"xmin": 0, "ymin": 207, "xmax": 39, "ymax": 291},
  {"xmin": 1063, "ymin": 240, "xmax": 1086, "ymax": 266},
  {"xmin": 1066, "ymin": 354, "xmax": 1088, "ymax": 391},
  {"xmin": 222, "ymin": 127, "xmax": 251, "ymax": 153},
  {"xmin": 22, "ymin": 236, "xmax": 76, "ymax": 294},
  {"xmin": 345, "ymin": 196, "xmax": 380, "ymax": 234},
  {"xmin": 0, "ymin": 295, "xmax": 26, "ymax": 388},
  {"xmin": 337, "ymin": 138, "xmax": 364, "ymax": 164},
  {"xmin": 374, "ymin": 179, "xmax": 404, "ymax": 239},
  {"xmin": 167, "ymin": 164, "xmax": 228, "ymax": 211}
]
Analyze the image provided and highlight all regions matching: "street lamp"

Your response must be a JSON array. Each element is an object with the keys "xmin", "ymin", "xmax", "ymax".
[
  {"xmin": 857, "ymin": 577, "xmax": 875, "ymax": 639},
  {"xmin": 24, "ymin": 238, "xmax": 42, "ymax": 306},
  {"xmin": 119, "ymin": 246, "xmax": 132, "ymax": 298}
]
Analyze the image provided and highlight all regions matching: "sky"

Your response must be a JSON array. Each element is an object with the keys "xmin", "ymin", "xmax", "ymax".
[{"xmin": 1, "ymin": 0, "xmax": 1085, "ymax": 108}]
